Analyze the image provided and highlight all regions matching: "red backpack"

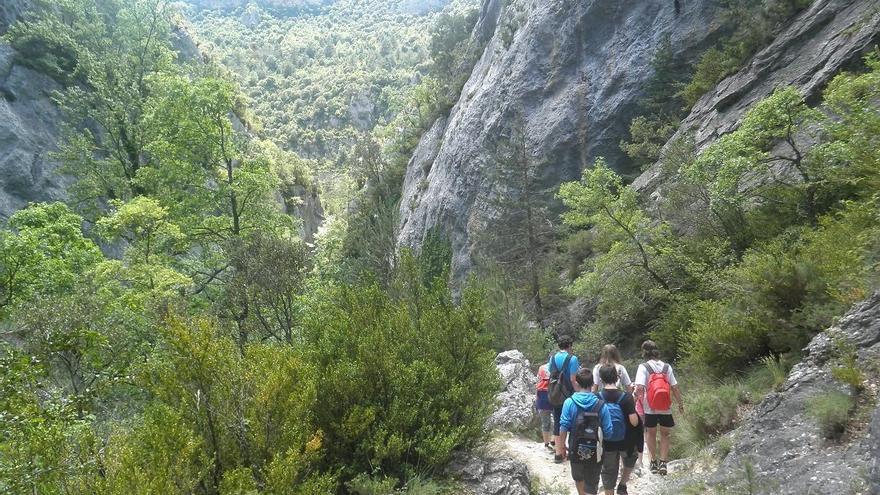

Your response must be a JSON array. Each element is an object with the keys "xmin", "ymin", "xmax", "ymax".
[{"xmin": 644, "ymin": 362, "xmax": 672, "ymax": 411}]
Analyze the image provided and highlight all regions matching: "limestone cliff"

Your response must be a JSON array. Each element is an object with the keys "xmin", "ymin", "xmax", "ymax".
[{"xmin": 397, "ymin": 0, "xmax": 726, "ymax": 280}]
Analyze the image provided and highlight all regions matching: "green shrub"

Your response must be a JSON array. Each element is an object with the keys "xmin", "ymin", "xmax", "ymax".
[
  {"xmin": 685, "ymin": 384, "xmax": 741, "ymax": 443},
  {"xmin": 830, "ymin": 337, "xmax": 865, "ymax": 393},
  {"xmin": 303, "ymin": 253, "xmax": 497, "ymax": 482},
  {"xmin": 681, "ymin": 300, "xmax": 769, "ymax": 376},
  {"xmin": 807, "ymin": 391, "xmax": 854, "ymax": 440}
]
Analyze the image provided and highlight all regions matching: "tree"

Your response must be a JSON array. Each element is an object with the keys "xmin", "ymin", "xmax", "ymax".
[
  {"xmin": 683, "ymin": 87, "xmax": 822, "ymax": 229},
  {"xmin": 477, "ymin": 119, "xmax": 556, "ymax": 327},
  {"xmin": 558, "ymin": 159, "xmax": 677, "ymax": 337},
  {"xmin": 7, "ymin": 0, "xmax": 179, "ymax": 210}
]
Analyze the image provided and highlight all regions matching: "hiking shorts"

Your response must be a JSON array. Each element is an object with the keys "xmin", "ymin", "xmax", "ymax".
[
  {"xmin": 570, "ymin": 450, "xmax": 601, "ymax": 494},
  {"xmin": 600, "ymin": 449, "xmax": 638, "ymax": 489},
  {"xmin": 538, "ymin": 409, "xmax": 552, "ymax": 433},
  {"xmin": 644, "ymin": 414, "xmax": 675, "ymax": 428}
]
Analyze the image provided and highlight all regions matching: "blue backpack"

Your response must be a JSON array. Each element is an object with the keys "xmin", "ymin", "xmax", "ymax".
[{"xmin": 599, "ymin": 391, "xmax": 627, "ymax": 442}]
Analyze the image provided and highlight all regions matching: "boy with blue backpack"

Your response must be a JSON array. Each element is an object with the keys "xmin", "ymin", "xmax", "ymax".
[
  {"xmin": 556, "ymin": 368, "xmax": 614, "ymax": 495},
  {"xmin": 597, "ymin": 364, "xmax": 640, "ymax": 495}
]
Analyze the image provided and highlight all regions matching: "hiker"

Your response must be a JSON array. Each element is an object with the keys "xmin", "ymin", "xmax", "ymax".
[
  {"xmin": 634, "ymin": 340, "xmax": 684, "ymax": 476},
  {"xmin": 556, "ymin": 368, "xmax": 614, "ymax": 495},
  {"xmin": 591, "ymin": 344, "xmax": 632, "ymax": 393},
  {"xmin": 536, "ymin": 361, "xmax": 554, "ymax": 451},
  {"xmin": 548, "ymin": 336, "xmax": 580, "ymax": 462},
  {"xmin": 597, "ymin": 364, "xmax": 641, "ymax": 495}
]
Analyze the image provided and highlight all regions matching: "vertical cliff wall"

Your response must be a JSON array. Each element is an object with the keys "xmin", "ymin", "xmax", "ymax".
[{"xmin": 397, "ymin": 0, "xmax": 725, "ymax": 280}]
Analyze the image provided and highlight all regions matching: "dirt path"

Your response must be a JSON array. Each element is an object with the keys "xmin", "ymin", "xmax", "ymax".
[{"xmin": 498, "ymin": 435, "xmax": 667, "ymax": 494}]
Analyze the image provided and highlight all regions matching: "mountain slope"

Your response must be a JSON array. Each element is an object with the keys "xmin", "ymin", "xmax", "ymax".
[{"xmin": 397, "ymin": 0, "xmax": 726, "ymax": 280}]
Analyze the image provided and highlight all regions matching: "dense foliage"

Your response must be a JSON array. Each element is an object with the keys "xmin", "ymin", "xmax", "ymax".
[
  {"xmin": 186, "ymin": 0, "xmax": 479, "ymax": 210},
  {"xmin": 1, "ymin": 1, "xmax": 496, "ymax": 494},
  {"xmin": 561, "ymin": 53, "xmax": 880, "ymax": 376}
]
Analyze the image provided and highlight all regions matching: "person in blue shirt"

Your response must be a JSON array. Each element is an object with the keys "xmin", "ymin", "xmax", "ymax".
[
  {"xmin": 548, "ymin": 336, "xmax": 580, "ymax": 461},
  {"xmin": 556, "ymin": 368, "xmax": 614, "ymax": 495}
]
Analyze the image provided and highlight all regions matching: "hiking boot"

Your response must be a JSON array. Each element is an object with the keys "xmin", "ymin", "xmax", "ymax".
[
  {"xmin": 650, "ymin": 459, "xmax": 659, "ymax": 474},
  {"xmin": 658, "ymin": 460, "xmax": 668, "ymax": 476},
  {"xmin": 616, "ymin": 484, "xmax": 628, "ymax": 495}
]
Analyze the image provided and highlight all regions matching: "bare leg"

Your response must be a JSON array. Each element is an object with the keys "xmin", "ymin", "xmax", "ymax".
[
  {"xmin": 543, "ymin": 430, "xmax": 552, "ymax": 443},
  {"xmin": 576, "ymin": 481, "xmax": 586, "ymax": 495},
  {"xmin": 645, "ymin": 427, "xmax": 657, "ymax": 461},
  {"xmin": 619, "ymin": 466, "xmax": 634, "ymax": 484},
  {"xmin": 659, "ymin": 426, "xmax": 671, "ymax": 460}
]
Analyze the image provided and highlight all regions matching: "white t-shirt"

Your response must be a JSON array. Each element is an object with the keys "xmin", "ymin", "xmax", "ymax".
[
  {"xmin": 635, "ymin": 360, "xmax": 677, "ymax": 415},
  {"xmin": 592, "ymin": 363, "xmax": 632, "ymax": 390}
]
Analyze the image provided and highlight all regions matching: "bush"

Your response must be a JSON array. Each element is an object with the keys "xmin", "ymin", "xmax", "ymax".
[
  {"xmin": 302, "ymin": 253, "xmax": 497, "ymax": 482},
  {"xmin": 681, "ymin": 300, "xmax": 769, "ymax": 376},
  {"xmin": 687, "ymin": 384, "xmax": 742, "ymax": 440},
  {"xmin": 806, "ymin": 391, "xmax": 854, "ymax": 440}
]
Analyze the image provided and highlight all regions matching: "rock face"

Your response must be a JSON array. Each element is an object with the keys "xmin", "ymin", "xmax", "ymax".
[
  {"xmin": 0, "ymin": 44, "xmax": 69, "ymax": 221},
  {"xmin": 698, "ymin": 293, "xmax": 880, "ymax": 494},
  {"xmin": 487, "ymin": 350, "xmax": 537, "ymax": 432},
  {"xmin": 446, "ymin": 450, "xmax": 531, "ymax": 495},
  {"xmin": 634, "ymin": 0, "xmax": 880, "ymax": 198},
  {"xmin": 397, "ymin": 0, "xmax": 726, "ymax": 280}
]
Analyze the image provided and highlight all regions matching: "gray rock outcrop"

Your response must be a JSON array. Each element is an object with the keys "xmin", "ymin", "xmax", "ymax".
[
  {"xmin": 634, "ymin": 0, "xmax": 880, "ymax": 198},
  {"xmin": 486, "ymin": 350, "xmax": 537, "ymax": 432},
  {"xmin": 397, "ymin": 0, "xmax": 726, "ymax": 280},
  {"xmin": 0, "ymin": 44, "xmax": 69, "ymax": 221},
  {"xmin": 446, "ymin": 450, "xmax": 531, "ymax": 495},
  {"xmin": 695, "ymin": 293, "xmax": 880, "ymax": 494}
]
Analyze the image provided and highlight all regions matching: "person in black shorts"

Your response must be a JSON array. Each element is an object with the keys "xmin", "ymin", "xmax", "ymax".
[{"xmin": 596, "ymin": 365, "xmax": 640, "ymax": 495}]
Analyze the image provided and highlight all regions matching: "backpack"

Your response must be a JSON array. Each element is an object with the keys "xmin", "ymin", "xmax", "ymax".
[
  {"xmin": 548, "ymin": 353, "xmax": 574, "ymax": 406},
  {"xmin": 599, "ymin": 391, "xmax": 627, "ymax": 442},
  {"xmin": 569, "ymin": 399, "xmax": 605, "ymax": 462},
  {"xmin": 644, "ymin": 362, "xmax": 672, "ymax": 411}
]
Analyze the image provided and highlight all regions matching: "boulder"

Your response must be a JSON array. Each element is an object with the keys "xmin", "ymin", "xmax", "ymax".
[
  {"xmin": 446, "ymin": 450, "xmax": 531, "ymax": 495},
  {"xmin": 486, "ymin": 350, "xmax": 537, "ymax": 433}
]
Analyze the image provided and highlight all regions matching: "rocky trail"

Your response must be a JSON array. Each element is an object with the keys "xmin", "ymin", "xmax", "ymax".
[{"xmin": 498, "ymin": 434, "xmax": 667, "ymax": 495}]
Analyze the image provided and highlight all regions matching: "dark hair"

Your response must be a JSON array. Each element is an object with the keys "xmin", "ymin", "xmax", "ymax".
[
  {"xmin": 575, "ymin": 368, "xmax": 593, "ymax": 389},
  {"xmin": 641, "ymin": 340, "xmax": 661, "ymax": 360},
  {"xmin": 557, "ymin": 336, "xmax": 573, "ymax": 350},
  {"xmin": 598, "ymin": 364, "xmax": 618, "ymax": 385}
]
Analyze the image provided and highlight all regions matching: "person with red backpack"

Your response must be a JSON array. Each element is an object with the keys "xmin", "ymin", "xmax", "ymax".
[
  {"xmin": 535, "ymin": 361, "xmax": 554, "ymax": 450},
  {"xmin": 634, "ymin": 340, "xmax": 684, "ymax": 476}
]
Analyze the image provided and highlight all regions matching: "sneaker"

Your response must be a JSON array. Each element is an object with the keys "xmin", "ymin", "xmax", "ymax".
[
  {"xmin": 616, "ymin": 484, "xmax": 628, "ymax": 495},
  {"xmin": 554, "ymin": 454, "xmax": 564, "ymax": 464},
  {"xmin": 658, "ymin": 460, "xmax": 668, "ymax": 476},
  {"xmin": 650, "ymin": 459, "xmax": 659, "ymax": 474},
  {"xmin": 544, "ymin": 443, "xmax": 554, "ymax": 452}
]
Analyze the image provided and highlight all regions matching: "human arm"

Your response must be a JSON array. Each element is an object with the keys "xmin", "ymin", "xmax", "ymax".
[
  {"xmin": 620, "ymin": 365, "xmax": 633, "ymax": 392},
  {"xmin": 672, "ymin": 384, "xmax": 684, "ymax": 413},
  {"xmin": 591, "ymin": 365, "xmax": 600, "ymax": 393},
  {"xmin": 667, "ymin": 366, "xmax": 684, "ymax": 413},
  {"xmin": 624, "ymin": 394, "xmax": 639, "ymax": 427},
  {"xmin": 556, "ymin": 399, "xmax": 575, "ymax": 459},
  {"xmin": 569, "ymin": 355, "xmax": 580, "ymax": 388},
  {"xmin": 633, "ymin": 364, "xmax": 647, "ymax": 401}
]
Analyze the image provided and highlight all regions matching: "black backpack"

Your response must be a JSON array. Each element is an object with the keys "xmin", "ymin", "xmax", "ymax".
[
  {"xmin": 548, "ymin": 353, "xmax": 574, "ymax": 406},
  {"xmin": 569, "ymin": 399, "xmax": 605, "ymax": 462}
]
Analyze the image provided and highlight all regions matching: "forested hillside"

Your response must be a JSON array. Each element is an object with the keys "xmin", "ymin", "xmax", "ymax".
[{"xmin": 184, "ymin": 0, "xmax": 478, "ymax": 209}]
